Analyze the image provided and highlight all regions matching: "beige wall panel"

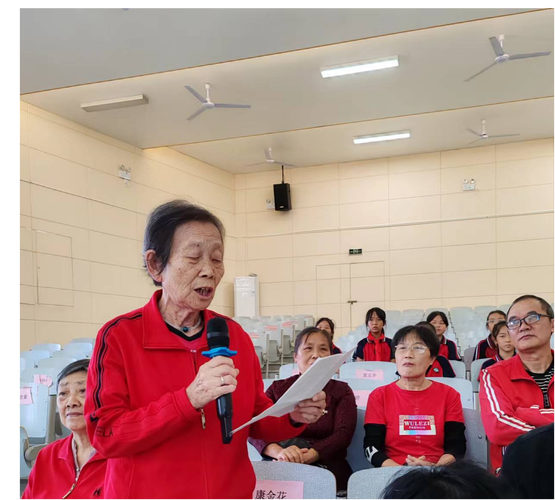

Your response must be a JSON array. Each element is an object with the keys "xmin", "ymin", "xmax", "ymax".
[
  {"xmin": 21, "ymin": 285, "xmax": 37, "ymax": 305},
  {"xmin": 293, "ymin": 205, "xmax": 340, "ymax": 233},
  {"xmin": 136, "ymin": 213, "xmax": 147, "ymax": 241},
  {"xmin": 21, "ymin": 250, "xmax": 35, "ymax": 286},
  {"xmin": 21, "ymin": 145, "xmax": 30, "ymax": 181},
  {"xmin": 340, "ymin": 227, "xmax": 390, "ymax": 253},
  {"xmin": 38, "ymin": 287, "xmax": 74, "ymax": 307},
  {"xmin": 20, "ymin": 320, "xmax": 36, "ymax": 351},
  {"xmin": 246, "ymin": 211, "xmax": 292, "ymax": 237},
  {"xmin": 340, "ymin": 200, "xmax": 389, "ymax": 228},
  {"xmin": 245, "ymin": 169, "xmax": 282, "ymax": 190},
  {"xmin": 350, "ymin": 301, "xmax": 384, "ymax": 327},
  {"xmin": 21, "ymin": 181, "xmax": 31, "ymax": 216},
  {"xmin": 260, "ymin": 282, "xmax": 294, "ymax": 307},
  {"xmin": 440, "ymin": 146, "xmax": 495, "ymax": 169},
  {"xmin": 35, "ymin": 321, "xmax": 94, "ymax": 346},
  {"xmin": 88, "ymin": 201, "xmax": 137, "ymax": 240},
  {"xmin": 21, "ymin": 215, "xmax": 32, "ymax": 229},
  {"xmin": 442, "ymin": 243, "xmax": 496, "ymax": 272},
  {"xmin": 21, "ymin": 304, "xmax": 35, "ymax": 320},
  {"xmin": 211, "ymin": 208, "xmax": 236, "ymax": 238},
  {"xmin": 89, "ymin": 231, "xmax": 142, "ymax": 269},
  {"xmin": 293, "ymin": 304, "xmax": 319, "ymax": 318},
  {"xmin": 292, "ymin": 180, "xmax": 339, "ymax": 209},
  {"xmin": 21, "ymin": 109, "xmax": 29, "ymax": 146},
  {"xmin": 390, "ymin": 223, "xmax": 441, "ymax": 250},
  {"xmin": 294, "ymin": 280, "xmax": 317, "ymax": 305},
  {"xmin": 246, "ymin": 186, "xmax": 274, "ymax": 213},
  {"xmin": 30, "ymin": 184, "xmax": 88, "ymax": 228},
  {"xmin": 391, "ymin": 273, "xmax": 442, "ymax": 300},
  {"xmin": 293, "ymin": 231, "xmax": 340, "ymax": 257},
  {"xmin": 497, "ymin": 293, "xmax": 554, "ymax": 306},
  {"xmin": 497, "ymin": 157, "xmax": 554, "ymax": 189},
  {"xmin": 442, "ymin": 270, "xmax": 496, "ymax": 298},
  {"xmin": 260, "ymin": 305, "xmax": 295, "ymax": 316},
  {"xmin": 29, "ymin": 149, "xmax": 88, "ymax": 197},
  {"xmin": 235, "ymin": 174, "xmax": 246, "ymax": 191},
  {"xmin": 236, "ymin": 189, "xmax": 246, "ymax": 214},
  {"xmin": 85, "ymin": 135, "xmax": 138, "ymax": 176},
  {"xmin": 350, "ymin": 276, "xmax": 386, "ymax": 302},
  {"xmin": 389, "ymin": 152, "xmax": 440, "ymax": 174},
  {"xmin": 189, "ymin": 178, "xmax": 235, "ymax": 213},
  {"xmin": 497, "ymin": 266, "xmax": 554, "ymax": 295},
  {"xmin": 350, "ymin": 261, "xmax": 385, "ymax": 278},
  {"xmin": 224, "ymin": 237, "xmax": 237, "ymax": 262},
  {"xmin": 496, "ymin": 213, "xmax": 554, "ymax": 242},
  {"xmin": 31, "ymin": 219, "xmax": 90, "ymax": 260},
  {"xmin": 235, "ymin": 213, "xmax": 247, "ymax": 238},
  {"xmin": 136, "ymin": 271, "xmax": 157, "ymax": 298},
  {"xmin": 91, "ymin": 293, "xmax": 147, "ymax": 324},
  {"xmin": 389, "ymin": 299, "xmax": 445, "ymax": 311},
  {"xmin": 316, "ymin": 263, "xmax": 341, "ymax": 280},
  {"xmin": 389, "ymin": 196, "xmax": 440, "ymax": 223},
  {"xmin": 21, "ymin": 227, "xmax": 34, "ymax": 252},
  {"xmin": 235, "ymin": 260, "xmax": 246, "ymax": 278},
  {"xmin": 247, "ymin": 258, "xmax": 293, "ymax": 283},
  {"xmin": 213, "ymin": 282, "xmax": 234, "ymax": 308},
  {"xmin": 236, "ymin": 238, "xmax": 247, "ymax": 261},
  {"xmin": 440, "ymin": 163, "xmax": 495, "ymax": 194},
  {"xmin": 90, "ymin": 262, "xmax": 145, "ymax": 297},
  {"xmin": 390, "ymin": 247, "xmax": 442, "ymax": 275},
  {"xmin": 389, "ymin": 170, "xmax": 440, "ymax": 200},
  {"xmin": 29, "ymin": 113, "xmax": 87, "ymax": 166},
  {"xmin": 73, "ymin": 260, "xmax": 91, "ymax": 292},
  {"xmin": 339, "ymin": 158, "xmax": 388, "ymax": 179},
  {"xmin": 442, "ymin": 295, "xmax": 499, "ymax": 309},
  {"xmin": 441, "ymin": 191, "xmax": 495, "ymax": 219},
  {"xmin": 35, "ymin": 291, "xmax": 92, "ymax": 323},
  {"xmin": 316, "ymin": 278, "xmax": 341, "ymax": 304},
  {"xmin": 293, "ymin": 255, "xmax": 341, "ymax": 281},
  {"xmin": 496, "ymin": 139, "xmax": 554, "ymax": 162},
  {"xmin": 87, "ymin": 168, "xmax": 137, "ymax": 211},
  {"xmin": 340, "ymin": 278, "xmax": 351, "ymax": 302},
  {"xmin": 35, "ymin": 230, "xmax": 72, "ymax": 257},
  {"xmin": 135, "ymin": 184, "xmax": 175, "ymax": 215},
  {"xmin": 497, "ymin": 240, "xmax": 554, "ymax": 269},
  {"xmin": 36, "ymin": 253, "xmax": 73, "ymax": 290},
  {"xmin": 247, "ymin": 234, "xmax": 292, "ymax": 260},
  {"xmin": 497, "ymin": 184, "xmax": 554, "ymax": 215},
  {"xmin": 133, "ymin": 157, "xmax": 181, "ymax": 196},
  {"xmin": 291, "ymin": 163, "xmax": 338, "ymax": 185},
  {"xmin": 28, "ymin": 104, "xmax": 91, "ymax": 136},
  {"xmin": 339, "ymin": 175, "xmax": 388, "ymax": 204},
  {"xmin": 441, "ymin": 218, "xmax": 496, "ymax": 246}
]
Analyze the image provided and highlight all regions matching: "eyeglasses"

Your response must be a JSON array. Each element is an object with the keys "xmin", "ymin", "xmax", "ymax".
[
  {"xmin": 506, "ymin": 313, "xmax": 551, "ymax": 331},
  {"xmin": 395, "ymin": 344, "xmax": 429, "ymax": 354}
]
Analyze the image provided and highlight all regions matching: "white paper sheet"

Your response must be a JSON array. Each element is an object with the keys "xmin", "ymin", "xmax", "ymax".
[{"xmin": 231, "ymin": 348, "xmax": 354, "ymax": 434}]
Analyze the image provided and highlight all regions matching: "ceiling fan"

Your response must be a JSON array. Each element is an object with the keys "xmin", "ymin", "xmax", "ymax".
[
  {"xmin": 466, "ymin": 119, "xmax": 520, "ymax": 146},
  {"xmin": 184, "ymin": 83, "xmax": 251, "ymax": 121},
  {"xmin": 247, "ymin": 147, "xmax": 296, "ymax": 168},
  {"xmin": 465, "ymin": 34, "xmax": 551, "ymax": 82}
]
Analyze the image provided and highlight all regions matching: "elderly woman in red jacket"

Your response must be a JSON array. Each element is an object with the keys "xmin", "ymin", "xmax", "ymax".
[
  {"xmin": 84, "ymin": 200, "xmax": 326, "ymax": 499},
  {"xmin": 23, "ymin": 360, "xmax": 107, "ymax": 499}
]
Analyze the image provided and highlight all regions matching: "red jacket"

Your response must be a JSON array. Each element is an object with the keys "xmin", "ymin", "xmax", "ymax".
[
  {"xmin": 85, "ymin": 290, "xmax": 306, "ymax": 499},
  {"xmin": 473, "ymin": 335, "xmax": 496, "ymax": 361},
  {"xmin": 22, "ymin": 435, "xmax": 106, "ymax": 499},
  {"xmin": 479, "ymin": 354, "xmax": 554, "ymax": 473}
]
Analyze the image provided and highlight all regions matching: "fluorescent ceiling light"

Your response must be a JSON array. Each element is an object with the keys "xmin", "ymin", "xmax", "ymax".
[
  {"xmin": 321, "ymin": 56, "xmax": 399, "ymax": 78},
  {"xmin": 81, "ymin": 94, "xmax": 148, "ymax": 112},
  {"xmin": 353, "ymin": 130, "xmax": 411, "ymax": 144}
]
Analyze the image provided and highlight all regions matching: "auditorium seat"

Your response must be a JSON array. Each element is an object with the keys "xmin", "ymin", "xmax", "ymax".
[
  {"xmin": 462, "ymin": 408, "xmax": 488, "ymax": 468},
  {"xmin": 470, "ymin": 358, "xmax": 489, "ymax": 409},
  {"xmin": 348, "ymin": 467, "xmax": 414, "ymax": 499},
  {"xmin": 463, "ymin": 347, "xmax": 475, "ymax": 373},
  {"xmin": 37, "ymin": 357, "xmax": 78, "ymax": 371},
  {"xmin": 279, "ymin": 363, "xmax": 299, "ymax": 379},
  {"xmin": 339, "ymin": 361, "xmax": 398, "ymax": 382},
  {"xmin": 20, "ymin": 382, "xmax": 49, "ymax": 442},
  {"xmin": 346, "ymin": 408, "xmax": 372, "ymax": 473},
  {"xmin": 247, "ymin": 441, "xmax": 262, "ymax": 461},
  {"xmin": 343, "ymin": 378, "xmax": 391, "ymax": 408},
  {"xmin": 262, "ymin": 379, "xmax": 274, "ymax": 391},
  {"xmin": 450, "ymin": 360, "xmax": 467, "ymax": 379},
  {"xmin": 427, "ymin": 377, "xmax": 473, "ymax": 409},
  {"xmin": 20, "ymin": 350, "xmax": 50, "ymax": 368},
  {"xmin": 32, "ymin": 343, "xmax": 61, "ymax": 354}
]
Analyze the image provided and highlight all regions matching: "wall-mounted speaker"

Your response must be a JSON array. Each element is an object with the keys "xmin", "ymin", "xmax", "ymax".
[{"xmin": 273, "ymin": 183, "xmax": 291, "ymax": 211}]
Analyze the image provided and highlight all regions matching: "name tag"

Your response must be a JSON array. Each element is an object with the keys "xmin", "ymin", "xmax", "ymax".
[
  {"xmin": 399, "ymin": 415, "xmax": 436, "ymax": 435},
  {"xmin": 355, "ymin": 369, "xmax": 384, "ymax": 380},
  {"xmin": 353, "ymin": 390, "xmax": 371, "ymax": 408},
  {"xmin": 253, "ymin": 480, "xmax": 304, "ymax": 499}
]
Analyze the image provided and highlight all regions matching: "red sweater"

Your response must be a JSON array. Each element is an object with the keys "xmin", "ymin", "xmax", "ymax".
[
  {"xmin": 354, "ymin": 333, "xmax": 393, "ymax": 362},
  {"xmin": 479, "ymin": 355, "xmax": 554, "ymax": 473},
  {"xmin": 22, "ymin": 435, "xmax": 106, "ymax": 499},
  {"xmin": 84, "ymin": 290, "xmax": 306, "ymax": 499}
]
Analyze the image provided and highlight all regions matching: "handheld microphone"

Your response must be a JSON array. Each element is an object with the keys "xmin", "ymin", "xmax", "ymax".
[{"xmin": 202, "ymin": 317, "xmax": 237, "ymax": 444}]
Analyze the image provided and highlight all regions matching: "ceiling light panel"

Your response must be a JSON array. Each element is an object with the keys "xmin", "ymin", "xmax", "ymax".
[
  {"xmin": 353, "ymin": 130, "xmax": 411, "ymax": 144},
  {"xmin": 321, "ymin": 56, "xmax": 399, "ymax": 78},
  {"xmin": 81, "ymin": 94, "xmax": 149, "ymax": 112}
]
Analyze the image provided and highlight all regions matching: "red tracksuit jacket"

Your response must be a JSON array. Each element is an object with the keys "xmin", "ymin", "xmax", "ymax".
[
  {"xmin": 479, "ymin": 354, "xmax": 554, "ymax": 473},
  {"xmin": 85, "ymin": 290, "xmax": 306, "ymax": 499},
  {"xmin": 22, "ymin": 435, "xmax": 106, "ymax": 499}
]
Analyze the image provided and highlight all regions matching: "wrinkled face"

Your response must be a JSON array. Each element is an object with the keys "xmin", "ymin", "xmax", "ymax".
[
  {"xmin": 395, "ymin": 333, "xmax": 435, "ymax": 379},
  {"xmin": 294, "ymin": 332, "xmax": 331, "ymax": 374},
  {"xmin": 495, "ymin": 326, "xmax": 514, "ymax": 354},
  {"xmin": 57, "ymin": 372, "xmax": 87, "ymax": 432},
  {"xmin": 486, "ymin": 312, "xmax": 506, "ymax": 333},
  {"xmin": 430, "ymin": 315, "xmax": 447, "ymax": 337},
  {"xmin": 149, "ymin": 222, "xmax": 225, "ymax": 312},
  {"xmin": 367, "ymin": 312, "xmax": 384, "ymax": 338},
  {"xmin": 316, "ymin": 320, "xmax": 333, "ymax": 337},
  {"xmin": 507, "ymin": 299, "xmax": 554, "ymax": 353}
]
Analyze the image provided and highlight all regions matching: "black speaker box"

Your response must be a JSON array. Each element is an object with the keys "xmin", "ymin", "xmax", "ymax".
[{"xmin": 273, "ymin": 183, "xmax": 292, "ymax": 211}]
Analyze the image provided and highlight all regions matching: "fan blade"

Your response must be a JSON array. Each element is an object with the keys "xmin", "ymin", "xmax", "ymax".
[
  {"xmin": 275, "ymin": 162, "xmax": 296, "ymax": 168},
  {"xmin": 464, "ymin": 61, "xmax": 498, "ymax": 82},
  {"xmin": 487, "ymin": 133, "xmax": 521, "ymax": 138},
  {"xmin": 185, "ymin": 86, "xmax": 207, "ymax": 103},
  {"xmin": 466, "ymin": 128, "xmax": 482, "ymax": 137},
  {"xmin": 489, "ymin": 36, "xmax": 505, "ymax": 57},
  {"xmin": 246, "ymin": 161, "xmax": 270, "ymax": 167},
  {"xmin": 213, "ymin": 103, "xmax": 251, "ymax": 109},
  {"xmin": 509, "ymin": 51, "xmax": 552, "ymax": 60},
  {"xmin": 264, "ymin": 148, "xmax": 273, "ymax": 161},
  {"xmin": 187, "ymin": 107, "xmax": 207, "ymax": 121},
  {"xmin": 466, "ymin": 138, "xmax": 483, "ymax": 146}
]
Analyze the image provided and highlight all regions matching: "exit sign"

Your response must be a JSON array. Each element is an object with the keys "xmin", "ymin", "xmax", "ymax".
[{"xmin": 349, "ymin": 248, "xmax": 362, "ymax": 255}]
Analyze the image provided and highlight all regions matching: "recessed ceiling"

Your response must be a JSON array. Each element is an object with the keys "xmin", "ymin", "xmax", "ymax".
[{"xmin": 20, "ymin": 10, "xmax": 553, "ymax": 174}]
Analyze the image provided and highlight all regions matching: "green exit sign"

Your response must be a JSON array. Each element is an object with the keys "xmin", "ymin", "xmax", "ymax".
[{"xmin": 349, "ymin": 248, "xmax": 362, "ymax": 255}]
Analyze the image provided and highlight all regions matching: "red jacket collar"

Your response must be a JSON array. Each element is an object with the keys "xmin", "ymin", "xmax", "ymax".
[
  {"xmin": 486, "ymin": 333, "xmax": 495, "ymax": 349},
  {"xmin": 439, "ymin": 335, "xmax": 447, "ymax": 345},
  {"xmin": 56, "ymin": 434, "xmax": 104, "ymax": 465},
  {"xmin": 367, "ymin": 332, "xmax": 385, "ymax": 343},
  {"xmin": 509, "ymin": 351, "xmax": 555, "ymax": 382}
]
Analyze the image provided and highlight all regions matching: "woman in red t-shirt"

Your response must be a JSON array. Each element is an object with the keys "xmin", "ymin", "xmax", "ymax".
[
  {"xmin": 354, "ymin": 307, "xmax": 394, "ymax": 362},
  {"xmin": 363, "ymin": 325, "xmax": 466, "ymax": 467}
]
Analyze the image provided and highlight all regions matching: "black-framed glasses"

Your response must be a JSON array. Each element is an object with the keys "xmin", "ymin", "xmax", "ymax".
[{"xmin": 506, "ymin": 313, "xmax": 551, "ymax": 331}]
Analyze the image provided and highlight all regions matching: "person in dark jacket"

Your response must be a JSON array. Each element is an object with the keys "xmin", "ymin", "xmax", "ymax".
[
  {"xmin": 481, "ymin": 321, "xmax": 516, "ymax": 371},
  {"xmin": 416, "ymin": 321, "xmax": 456, "ymax": 378},
  {"xmin": 427, "ymin": 311, "xmax": 461, "ymax": 361},
  {"xmin": 316, "ymin": 317, "xmax": 342, "ymax": 354},
  {"xmin": 354, "ymin": 307, "xmax": 393, "ymax": 362},
  {"xmin": 473, "ymin": 310, "xmax": 507, "ymax": 361}
]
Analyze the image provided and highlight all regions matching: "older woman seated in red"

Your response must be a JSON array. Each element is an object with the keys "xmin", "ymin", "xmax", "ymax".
[
  {"xmin": 249, "ymin": 327, "xmax": 357, "ymax": 492},
  {"xmin": 23, "ymin": 360, "xmax": 107, "ymax": 499},
  {"xmin": 363, "ymin": 325, "xmax": 466, "ymax": 468}
]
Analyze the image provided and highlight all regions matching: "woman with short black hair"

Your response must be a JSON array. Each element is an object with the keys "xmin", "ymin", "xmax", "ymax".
[
  {"xmin": 354, "ymin": 307, "xmax": 393, "ymax": 362},
  {"xmin": 316, "ymin": 317, "xmax": 342, "ymax": 354},
  {"xmin": 426, "ymin": 311, "xmax": 461, "ymax": 361}
]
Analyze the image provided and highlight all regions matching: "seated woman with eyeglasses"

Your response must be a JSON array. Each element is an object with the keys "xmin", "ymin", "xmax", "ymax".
[{"xmin": 363, "ymin": 325, "xmax": 466, "ymax": 468}]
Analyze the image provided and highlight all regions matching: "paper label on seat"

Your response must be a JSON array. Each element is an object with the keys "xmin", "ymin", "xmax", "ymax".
[
  {"xmin": 355, "ymin": 369, "xmax": 384, "ymax": 380},
  {"xmin": 265, "ymin": 325, "xmax": 278, "ymax": 331},
  {"xmin": 34, "ymin": 374, "xmax": 53, "ymax": 387},
  {"xmin": 399, "ymin": 415, "xmax": 436, "ymax": 435},
  {"xmin": 253, "ymin": 480, "xmax": 304, "ymax": 499},
  {"xmin": 353, "ymin": 390, "xmax": 371, "ymax": 407},
  {"xmin": 282, "ymin": 321, "xmax": 293, "ymax": 327},
  {"xmin": 20, "ymin": 387, "xmax": 33, "ymax": 405}
]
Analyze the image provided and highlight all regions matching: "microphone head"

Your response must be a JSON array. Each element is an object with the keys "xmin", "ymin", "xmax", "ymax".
[{"xmin": 207, "ymin": 317, "xmax": 230, "ymax": 350}]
